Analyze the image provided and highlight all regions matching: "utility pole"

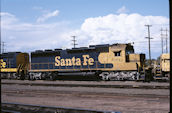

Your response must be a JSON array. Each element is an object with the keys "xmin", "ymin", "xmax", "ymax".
[
  {"xmin": 145, "ymin": 25, "xmax": 153, "ymax": 66},
  {"xmin": 160, "ymin": 28, "xmax": 164, "ymax": 54},
  {"xmin": 71, "ymin": 36, "xmax": 78, "ymax": 48},
  {"xmin": 0, "ymin": 38, "xmax": 1, "ymax": 54},
  {"xmin": 165, "ymin": 28, "xmax": 168, "ymax": 53},
  {"xmin": 2, "ymin": 42, "xmax": 5, "ymax": 53},
  {"xmin": 160, "ymin": 28, "xmax": 168, "ymax": 53}
]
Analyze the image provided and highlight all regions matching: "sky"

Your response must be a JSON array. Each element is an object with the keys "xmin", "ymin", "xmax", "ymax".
[{"xmin": 1, "ymin": 0, "xmax": 169, "ymax": 59}]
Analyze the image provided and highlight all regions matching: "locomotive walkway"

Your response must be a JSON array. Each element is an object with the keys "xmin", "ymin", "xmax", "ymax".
[{"xmin": 1, "ymin": 79, "xmax": 169, "ymax": 89}]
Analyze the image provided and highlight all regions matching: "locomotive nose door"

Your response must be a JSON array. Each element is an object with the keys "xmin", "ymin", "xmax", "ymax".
[{"xmin": 16, "ymin": 53, "xmax": 29, "ymax": 79}]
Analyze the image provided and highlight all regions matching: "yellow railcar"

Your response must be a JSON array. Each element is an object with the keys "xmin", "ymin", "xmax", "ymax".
[{"xmin": 160, "ymin": 53, "xmax": 170, "ymax": 78}]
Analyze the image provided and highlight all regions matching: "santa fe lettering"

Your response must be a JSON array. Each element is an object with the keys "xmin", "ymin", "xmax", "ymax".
[{"xmin": 55, "ymin": 55, "xmax": 94, "ymax": 66}]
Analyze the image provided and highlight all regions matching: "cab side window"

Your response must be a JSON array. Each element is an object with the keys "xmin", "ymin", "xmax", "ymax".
[{"xmin": 114, "ymin": 51, "xmax": 121, "ymax": 56}]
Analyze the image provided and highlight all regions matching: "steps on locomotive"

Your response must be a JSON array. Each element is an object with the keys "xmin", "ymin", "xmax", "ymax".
[{"xmin": 153, "ymin": 66, "xmax": 164, "ymax": 81}]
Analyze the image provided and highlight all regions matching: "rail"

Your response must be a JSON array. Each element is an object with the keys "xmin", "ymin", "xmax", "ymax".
[
  {"xmin": 1, "ymin": 81, "xmax": 169, "ymax": 89},
  {"xmin": 2, "ymin": 102, "xmax": 121, "ymax": 113}
]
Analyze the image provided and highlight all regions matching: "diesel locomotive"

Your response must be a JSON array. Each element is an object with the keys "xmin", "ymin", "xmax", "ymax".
[
  {"xmin": 0, "ymin": 52, "xmax": 29, "ymax": 79},
  {"xmin": 0, "ymin": 43, "xmax": 146, "ymax": 80},
  {"xmin": 160, "ymin": 53, "xmax": 170, "ymax": 77},
  {"xmin": 153, "ymin": 53, "xmax": 170, "ymax": 81}
]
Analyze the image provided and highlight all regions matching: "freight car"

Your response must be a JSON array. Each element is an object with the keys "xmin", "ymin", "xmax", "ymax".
[
  {"xmin": 28, "ymin": 43, "xmax": 145, "ymax": 80},
  {"xmin": 0, "ymin": 52, "xmax": 29, "ymax": 80}
]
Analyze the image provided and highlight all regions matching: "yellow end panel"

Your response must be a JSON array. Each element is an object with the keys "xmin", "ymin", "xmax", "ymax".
[
  {"xmin": 128, "ymin": 54, "xmax": 145, "ymax": 70},
  {"xmin": 98, "ymin": 47, "xmax": 138, "ymax": 71},
  {"xmin": 1, "ymin": 59, "xmax": 6, "ymax": 68},
  {"xmin": 129, "ymin": 54, "xmax": 141, "ymax": 66},
  {"xmin": 160, "ymin": 53, "xmax": 170, "ymax": 72},
  {"xmin": 16, "ymin": 53, "xmax": 29, "ymax": 67},
  {"xmin": 161, "ymin": 53, "xmax": 170, "ymax": 59},
  {"xmin": 129, "ymin": 54, "xmax": 140, "ymax": 61},
  {"xmin": 0, "ymin": 68, "xmax": 17, "ymax": 72}
]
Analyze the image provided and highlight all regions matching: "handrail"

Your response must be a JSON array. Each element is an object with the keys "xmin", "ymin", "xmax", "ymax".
[{"xmin": 31, "ymin": 61, "xmax": 101, "ymax": 70}]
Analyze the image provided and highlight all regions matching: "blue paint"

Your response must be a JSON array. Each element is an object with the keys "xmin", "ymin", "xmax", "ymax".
[
  {"xmin": 1, "ymin": 52, "xmax": 20, "ymax": 68},
  {"xmin": 31, "ymin": 47, "xmax": 113, "ymax": 70}
]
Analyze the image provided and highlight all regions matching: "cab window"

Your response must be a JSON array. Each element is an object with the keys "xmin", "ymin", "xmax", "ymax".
[{"xmin": 114, "ymin": 51, "xmax": 121, "ymax": 56}]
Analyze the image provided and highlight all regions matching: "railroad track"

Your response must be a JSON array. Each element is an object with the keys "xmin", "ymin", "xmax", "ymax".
[
  {"xmin": 1, "ymin": 81, "xmax": 169, "ymax": 89},
  {"xmin": 2, "ymin": 80, "xmax": 169, "ymax": 112},
  {"xmin": 1, "ymin": 102, "xmax": 120, "ymax": 113}
]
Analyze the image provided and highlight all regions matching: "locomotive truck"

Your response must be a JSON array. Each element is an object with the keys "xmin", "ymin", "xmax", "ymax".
[{"xmin": 0, "ymin": 43, "xmax": 145, "ymax": 80}]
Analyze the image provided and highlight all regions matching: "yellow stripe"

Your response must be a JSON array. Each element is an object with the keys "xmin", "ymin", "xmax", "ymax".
[
  {"xmin": 0, "ymin": 68, "xmax": 17, "ymax": 72},
  {"xmin": 29, "ymin": 68, "xmax": 136, "ymax": 72}
]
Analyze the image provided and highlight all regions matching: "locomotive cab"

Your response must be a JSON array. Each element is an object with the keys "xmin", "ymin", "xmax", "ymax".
[
  {"xmin": 98, "ymin": 43, "xmax": 145, "ymax": 80},
  {"xmin": 109, "ymin": 43, "xmax": 145, "ymax": 71}
]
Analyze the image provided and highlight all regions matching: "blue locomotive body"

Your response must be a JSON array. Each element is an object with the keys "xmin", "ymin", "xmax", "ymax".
[
  {"xmin": 1, "ymin": 43, "xmax": 146, "ymax": 81},
  {"xmin": 1, "ymin": 52, "xmax": 19, "ymax": 68},
  {"xmin": 31, "ymin": 45, "xmax": 113, "ymax": 71}
]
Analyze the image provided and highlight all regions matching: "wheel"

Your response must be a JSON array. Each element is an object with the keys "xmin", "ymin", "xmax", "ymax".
[{"xmin": 50, "ymin": 73, "xmax": 57, "ymax": 80}]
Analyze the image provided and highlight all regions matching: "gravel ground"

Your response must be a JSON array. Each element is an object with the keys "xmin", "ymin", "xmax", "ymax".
[{"xmin": 1, "ymin": 80, "xmax": 170, "ymax": 113}]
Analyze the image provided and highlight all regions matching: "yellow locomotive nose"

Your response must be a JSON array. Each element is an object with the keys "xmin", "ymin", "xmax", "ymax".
[{"xmin": 1, "ymin": 59, "xmax": 6, "ymax": 68}]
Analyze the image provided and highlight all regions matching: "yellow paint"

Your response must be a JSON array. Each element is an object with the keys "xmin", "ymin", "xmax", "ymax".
[
  {"xmin": 0, "ymin": 68, "xmax": 17, "ymax": 72},
  {"xmin": 161, "ymin": 53, "xmax": 170, "ymax": 72},
  {"xmin": 98, "ymin": 48, "xmax": 115, "ymax": 64},
  {"xmin": 1, "ymin": 59, "xmax": 6, "ymax": 68},
  {"xmin": 82, "ymin": 55, "xmax": 89, "ymax": 65},
  {"xmin": 61, "ymin": 59, "xmax": 65, "ymax": 66},
  {"xmin": 48, "ymin": 44, "xmax": 144, "ymax": 71},
  {"xmin": 98, "ymin": 46, "xmax": 140, "ymax": 71},
  {"xmin": 55, "ymin": 55, "xmax": 94, "ymax": 66},
  {"xmin": 29, "ymin": 68, "xmax": 111, "ymax": 72},
  {"xmin": 55, "ymin": 56, "xmax": 60, "ymax": 66},
  {"xmin": 82, "ymin": 55, "xmax": 94, "ymax": 65},
  {"xmin": 88, "ymin": 58, "xmax": 94, "ymax": 65},
  {"xmin": 71, "ymin": 57, "xmax": 76, "ymax": 66},
  {"xmin": 75, "ymin": 58, "xmax": 81, "ymax": 66},
  {"xmin": 65, "ymin": 59, "xmax": 72, "ymax": 66}
]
